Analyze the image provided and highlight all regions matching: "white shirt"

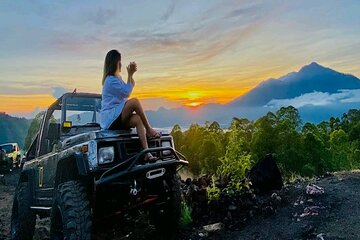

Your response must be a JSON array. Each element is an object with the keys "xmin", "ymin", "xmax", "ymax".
[{"xmin": 100, "ymin": 75, "xmax": 134, "ymax": 129}]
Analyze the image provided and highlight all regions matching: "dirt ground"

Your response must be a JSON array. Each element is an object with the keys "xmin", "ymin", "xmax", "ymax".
[
  {"xmin": 219, "ymin": 171, "xmax": 360, "ymax": 240},
  {"xmin": 0, "ymin": 169, "xmax": 18, "ymax": 240},
  {"xmin": 1, "ymin": 170, "xmax": 360, "ymax": 239}
]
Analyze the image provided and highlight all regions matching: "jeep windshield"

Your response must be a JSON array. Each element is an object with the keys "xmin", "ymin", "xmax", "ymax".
[{"xmin": 64, "ymin": 95, "xmax": 101, "ymax": 127}]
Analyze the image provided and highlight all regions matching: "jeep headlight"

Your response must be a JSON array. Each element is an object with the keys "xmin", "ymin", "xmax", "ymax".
[
  {"xmin": 98, "ymin": 146, "xmax": 114, "ymax": 164},
  {"xmin": 161, "ymin": 141, "xmax": 172, "ymax": 155}
]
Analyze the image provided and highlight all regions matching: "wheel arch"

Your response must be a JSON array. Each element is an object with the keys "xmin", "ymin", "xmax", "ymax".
[
  {"xmin": 19, "ymin": 169, "xmax": 34, "ymax": 183},
  {"xmin": 18, "ymin": 169, "xmax": 36, "ymax": 199},
  {"xmin": 54, "ymin": 153, "xmax": 89, "ymax": 187}
]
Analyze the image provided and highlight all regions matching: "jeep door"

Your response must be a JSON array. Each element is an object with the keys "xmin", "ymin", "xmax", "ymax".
[{"xmin": 35, "ymin": 105, "xmax": 61, "ymax": 206}]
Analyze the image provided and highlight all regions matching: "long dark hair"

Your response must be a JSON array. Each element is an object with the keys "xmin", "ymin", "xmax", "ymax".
[{"xmin": 102, "ymin": 49, "xmax": 121, "ymax": 85}]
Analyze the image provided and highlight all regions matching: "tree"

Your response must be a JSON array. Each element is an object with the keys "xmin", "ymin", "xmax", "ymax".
[
  {"xmin": 170, "ymin": 124, "xmax": 184, "ymax": 150},
  {"xmin": 250, "ymin": 113, "xmax": 277, "ymax": 161},
  {"xmin": 181, "ymin": 124, "xmax": 206, "ymax": 175},
  {"xmin": 24, "ymin": 111, "xmax": 45, "ymax": 150},
  {"xmin": 199, "ymin": 133, "xmax": 224, "ymax": 175},
  {"xmin": 219, "ymin": 128, "xmax": 252, "ymax": 192},
  {"xmin": 173, "ymin": 107, "xmax": 359, "ymax": 178},
  {"xmin": 207, "ymin": 121, "xmax": 222, "ymax": 134},
  {"xmin": 330, "ymin": 117, "xmax": 340, "ymax": 131},
  {"xmin": 329, "ymin": 129, "xmax": 351, "ymax": 171},
  {"xmin": 276, "ymin": 106, "xmax": 301, "ymax": 130},
  {"xmin": 301, "ymin": 123, "xmax": 329, "ymax": 176}
]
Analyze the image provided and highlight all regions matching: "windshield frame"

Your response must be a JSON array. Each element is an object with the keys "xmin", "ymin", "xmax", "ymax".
[{"xmin": 61, "ymin": 93, "xmax": 102, "ymax": 128}]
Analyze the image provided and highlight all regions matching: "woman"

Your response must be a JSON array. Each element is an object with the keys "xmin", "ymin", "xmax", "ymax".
[{"xmin": 100, "ymin": 49, "xmax": 160, "ymax": 161}]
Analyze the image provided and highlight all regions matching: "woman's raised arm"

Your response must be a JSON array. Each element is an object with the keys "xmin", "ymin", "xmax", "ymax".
[{"xmin": 106, "ymin": 76, "xmax": 133, "ymax": 98}]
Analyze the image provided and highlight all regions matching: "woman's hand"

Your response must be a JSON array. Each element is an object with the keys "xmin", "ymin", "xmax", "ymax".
[
  {"xmin": 127, "ymin": 62, "xmax": 137, "ymax": 76},
  {"xmin": 127, "ymin": 62, "xmax": 137, "ymax": 86}
]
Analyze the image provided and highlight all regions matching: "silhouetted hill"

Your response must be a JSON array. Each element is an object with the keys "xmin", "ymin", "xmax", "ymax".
[
  {"xmin": 0, "ymin": 113, "xmax": 31, "ymax": 148},
  {"xmin": 229, "ymin": 62, "xmax": 360, "ymax": 107}
]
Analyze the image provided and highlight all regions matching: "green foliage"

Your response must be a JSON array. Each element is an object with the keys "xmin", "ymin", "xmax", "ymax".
[
  {"xmin": 207, "ymin": 176, "xmax": 221, "ymax": 202},
  {"xmin": 179, "ymin": 201, "xmax": 192, "ymax": 228},
  {"xmin": 287, "ymin": 172, "xmax": 303, "ymax": 183},
  {"xmin": 329, "ymin": 129, "xmax": 352, "ymax": 171},
  {"xmin": 219, "ymin": 154, "xmax": 252, "ymax": 195},
  {"xmin": 171, "ymin": 121, "xmax": 226, "ymax": 175},
  {"xmin": 24, "ymin": 111, "xmax": 45, "ymax": 150},
  {"xmin": 301, "ymin": 163, "xmax": 316, "ymax": 177},
  {"xmin": 172, "ymin": 108, "xmax": 360, "ymax": 181}
]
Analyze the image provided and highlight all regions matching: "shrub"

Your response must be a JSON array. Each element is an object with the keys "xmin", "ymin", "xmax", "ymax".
[
  {"xmin": 179, "ymin": 201, "xmax": 192, "ymax": 228},
  {"xmin": 207, "ymin": 176, "xmax": 221, "ymax": 202}
]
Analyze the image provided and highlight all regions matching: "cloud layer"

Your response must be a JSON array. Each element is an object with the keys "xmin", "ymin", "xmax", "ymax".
[
  {"xmin": 266, "ymin": 89, "xmax": 360, "ymax": 109},
  {"xmin": 1, "ymin": 0, "xmax": 360, "ymax": 117}
]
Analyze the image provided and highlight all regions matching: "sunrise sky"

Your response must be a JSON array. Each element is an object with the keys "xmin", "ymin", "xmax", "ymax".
[{"xmin": 0, "ymin": 0, "xmax": 359, "ymax": 117}]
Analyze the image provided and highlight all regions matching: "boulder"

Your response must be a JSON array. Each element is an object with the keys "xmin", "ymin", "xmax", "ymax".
[
  {"xmin": 203, "ymin": 222, "xmax": 224, "ymax": 232},
  {"xmin": 250, "ymin": 154, "xmax": 283, "ymax": 192}
]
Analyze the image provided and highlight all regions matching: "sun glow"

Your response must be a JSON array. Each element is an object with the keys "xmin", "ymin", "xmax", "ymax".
[
  {"xmin": 186, "ymin": 101, "xmax": 203, "ymax": 107},
  {"xmin": 182, "ymin": 91, "xmax": 205, "ymax": 108},
  {"xmin": 186, "ymin": 91, "xmax": 203, "ymax": 100}
]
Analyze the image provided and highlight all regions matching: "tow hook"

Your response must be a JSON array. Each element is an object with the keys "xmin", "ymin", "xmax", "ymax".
[{"xmin": 130, "ymin": 180, "xmax": 141, "ymax": 196}]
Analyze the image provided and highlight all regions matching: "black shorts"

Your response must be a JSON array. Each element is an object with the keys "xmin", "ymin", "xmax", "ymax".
[{"xmin": 109, "ymin": 113, "xmax": 129, "ymax": 130}]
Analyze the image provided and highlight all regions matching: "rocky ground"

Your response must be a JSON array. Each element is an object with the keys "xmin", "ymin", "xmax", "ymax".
[{"xmin": 1, "ymin": 170, "xmax": 360, "ymax": 239}]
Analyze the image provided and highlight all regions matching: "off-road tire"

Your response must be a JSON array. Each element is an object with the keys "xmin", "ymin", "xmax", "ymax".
[
  {"xmin": 151, "ymin": 174, "xmax": 182, "ymax": 239},
  {"xmin": 10, "ymin": 182, "xmax": 36, "ymax": 240},
  {"xmin": 50, "ymin": 180, "xmax": 92, "ymax": 240}
]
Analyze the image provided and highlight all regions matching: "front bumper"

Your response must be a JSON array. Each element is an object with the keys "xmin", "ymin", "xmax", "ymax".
[{"xmin": 95, "ymin": 147, "xmax": 188, "ymax": 186}]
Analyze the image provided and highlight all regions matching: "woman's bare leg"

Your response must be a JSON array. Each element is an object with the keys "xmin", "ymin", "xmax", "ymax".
[
  {"xmin": 121, "ymin": 98, "xmax": 160, "ymax": 137},
  {"xmin": 125, "ymin": 114, "xmax": 148, "ymax": 149},
  {"xmin": 125, "ymin": 114, "xmax": 155, "ymax": 160}
]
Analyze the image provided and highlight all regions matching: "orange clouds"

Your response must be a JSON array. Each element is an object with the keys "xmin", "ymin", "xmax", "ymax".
[{"xmin": 0, "ymin": 94, "xmax": 55, "ymax": 115}]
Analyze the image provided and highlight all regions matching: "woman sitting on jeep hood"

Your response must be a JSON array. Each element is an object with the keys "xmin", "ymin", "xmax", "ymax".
[{"xmin": 100, "ymin": 49, "xmax": 160, "ymax": 161}]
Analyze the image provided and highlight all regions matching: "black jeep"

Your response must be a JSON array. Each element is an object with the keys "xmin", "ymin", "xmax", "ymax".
[{"xmin": 11, "ymin": 92, "xmax": 188, "ymax": 240}]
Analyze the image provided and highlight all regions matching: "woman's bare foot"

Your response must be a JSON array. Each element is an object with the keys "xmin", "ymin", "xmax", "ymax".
[{"xmin": 146, "ymin": 128, "xmax": 161, "ymax": 139}]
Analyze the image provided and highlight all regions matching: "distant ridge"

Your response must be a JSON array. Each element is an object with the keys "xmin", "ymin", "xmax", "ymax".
[
  {"xmin": 0, "ymin": 114, "xmax": 31, "ymax": 148},
  {"xmin": 228, "ymin": 62, "xmax": 360, "ymax": 107}
]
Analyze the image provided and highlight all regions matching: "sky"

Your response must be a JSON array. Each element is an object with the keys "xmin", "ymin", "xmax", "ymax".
[{"xmin": 0, "ymin": 0, "xmax": 359, "ymax": 118}]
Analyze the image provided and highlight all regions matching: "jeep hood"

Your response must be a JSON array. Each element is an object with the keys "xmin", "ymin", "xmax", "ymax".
[{"xmin": 61, "ymin": 129, "xmax": 169, "ymax": 148}]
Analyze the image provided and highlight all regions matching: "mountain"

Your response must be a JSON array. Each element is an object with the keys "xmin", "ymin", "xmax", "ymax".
[
  {"xmin": 147, "ymin": 62, "xmax": 360, "ymax": 127},
  {"xmin": 229, "ymin": 62, "xmax": 360, "ymax": 107},
  {"xmin": 0, "ymin": 113, "xmax": 31, "ymax": 148}
]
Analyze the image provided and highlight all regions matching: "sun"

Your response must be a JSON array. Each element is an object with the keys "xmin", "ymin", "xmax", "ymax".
[{"xmin": 186, "ymin": 102, "xmax": 203, "ymax": 107}]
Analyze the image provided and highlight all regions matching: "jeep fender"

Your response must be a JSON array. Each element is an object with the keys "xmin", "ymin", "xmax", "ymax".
[
  {"xmin": 18, "ymin": 169, "xmax": 36, "ymax": 202},
  {"xmin": 54, "ymin": 153, "xmax": 89, "ymax": 187}
]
